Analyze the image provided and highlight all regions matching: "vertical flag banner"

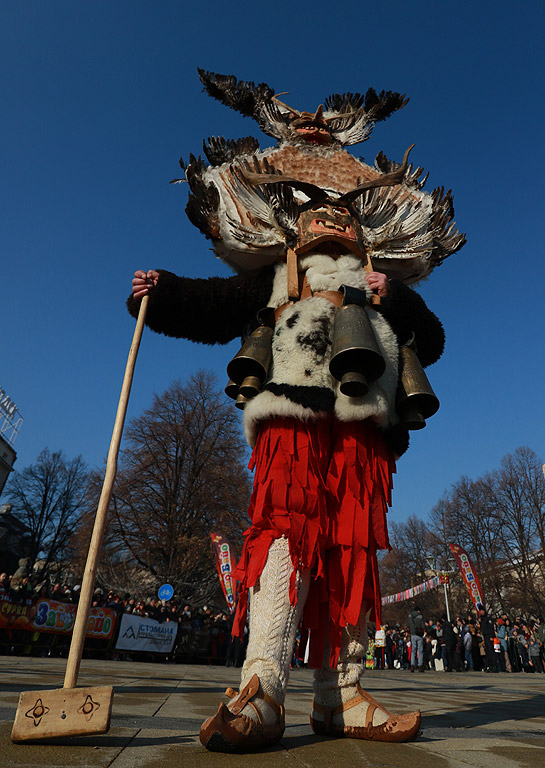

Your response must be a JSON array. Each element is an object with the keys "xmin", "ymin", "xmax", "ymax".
[
  {"xmin": 449, "ymin": 543, "xmax": 485, "ymax": 611},
  {"xmin": 211, "ymin": 532, "xmax": 236, "ymax": 613}
]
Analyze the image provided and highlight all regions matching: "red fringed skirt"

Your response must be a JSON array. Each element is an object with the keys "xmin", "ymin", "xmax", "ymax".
[{"xmin": 232, "ymin": 416, "xmax": 395, "ymax": 669}]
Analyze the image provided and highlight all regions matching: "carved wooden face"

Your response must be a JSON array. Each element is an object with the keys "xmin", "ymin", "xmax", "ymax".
[
  {"xmin": 289, "ymin": 113, "xmax": 333, "ymax": 145},
  {"xmin": 295, "ymin": 202, "xmax": 365, "ymax": 256}
]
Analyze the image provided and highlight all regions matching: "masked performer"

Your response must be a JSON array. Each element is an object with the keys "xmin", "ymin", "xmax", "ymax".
[{"xmin": 128, "ymin": 71, "xmax": 465, "ymax": 752}]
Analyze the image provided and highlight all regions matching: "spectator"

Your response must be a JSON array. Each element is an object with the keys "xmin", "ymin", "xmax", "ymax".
[
  {"xmin": 0, "ymin": 572, "xmax": 10, "ymax": 594},
  {"xmin": 442, "ymin": 615, "xmax": 456, "ymax": 672},
  {"xmin": 147, "ymin": 598, "xmax": 160, "ymax": 620},
  {"xmin": 107, "ymin": 593, "xmax": 124, "ymax": 615},
  {"xmin": 423, "ymin": 633, "xmax": 434, "ymax": 671},
  {"xmin": 51, "ymin": 582, "xmax": 64, "ymax": 601},
  {"xmin": 496, "ymin": 619, "xmax": 511, "ymax": 672},
  {"xmin": 528, "ymin": 638, "xmax": 543, "ymax": 673},
  {"xmin": 408, "ymin": 604, "xmax": 425, "ymax": 672},
  {"xmin": 478, "ymin": 604, "xmax": 497, "ymax": 673},
  {"xmin": 463, "ymin": 626, "xmax": 473, "ymax": 670}
]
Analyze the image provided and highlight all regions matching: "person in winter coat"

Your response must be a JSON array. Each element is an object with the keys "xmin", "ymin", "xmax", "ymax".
[
  {"xmin": 407, "ymin": 606, "xmax": 425, "ymax": 672},
  {"xmin": 496, "ymin": 620, "xmax": 511, "ymax": 672},
  {"xmin": 478, "ymin": 605, "xmax": 497, "ymax": 673}
]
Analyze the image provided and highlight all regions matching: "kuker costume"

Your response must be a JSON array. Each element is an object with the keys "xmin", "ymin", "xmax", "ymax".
[{"xmin": 128, "ymin": 70, "xmax": 465, "ymax": 751}]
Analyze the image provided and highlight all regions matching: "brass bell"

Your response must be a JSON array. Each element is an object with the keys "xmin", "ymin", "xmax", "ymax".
[
  {"xmin": 235, "ymin": 391, "xmax": 250, "ymax": 411},
  {"xmin": 329, "ymin": 304, "xmax": 385, "ymax": 397},
  {"xmin": 224, "ymin": 379, "xmax": 239, "ymax": 401},
  {"xmin": 239, "ymin": 375, "xmax": 262, "ymax": 399},
  {"xmin": 227, "ymin": 325, "xmax": 273, "ymax": 385},
  {"xmin": 226, "ymin": 324, "xmax": 273, "ymax": 405},
  {"xmin": 396, "ymin": 345, "xmax": 439, "ymax": 430}
]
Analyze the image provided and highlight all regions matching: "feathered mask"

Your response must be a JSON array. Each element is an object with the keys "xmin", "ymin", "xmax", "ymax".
[{"xmin": 171, "ymin": 71, "xmax": 465, "ymax": 283}]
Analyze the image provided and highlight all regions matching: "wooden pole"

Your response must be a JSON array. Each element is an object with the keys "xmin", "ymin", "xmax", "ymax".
[{"xmin": 63, "ymin": 295, "xmax": 149, "ymax": 689}]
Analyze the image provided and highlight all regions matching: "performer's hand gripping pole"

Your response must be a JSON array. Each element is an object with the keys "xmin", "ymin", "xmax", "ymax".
[{"xmin": 11, "ymin": 295, "xmax": 149, "ymax": 743}]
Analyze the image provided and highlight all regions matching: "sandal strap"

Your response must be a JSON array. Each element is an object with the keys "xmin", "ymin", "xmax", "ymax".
[
  {"xmin": 365, "ymin": 702, "xmax": 377, "ymax": 729},
  {"xmin": 313, "ymin": 682, "xmax": 392, "ymax": 730},
  {"xmin": 224, "ymin": 674, "xmax": 283, "ymax": 721},
  {"xmin": 356, "ymin": 682, "xmax": 393, "ymax": 717}
]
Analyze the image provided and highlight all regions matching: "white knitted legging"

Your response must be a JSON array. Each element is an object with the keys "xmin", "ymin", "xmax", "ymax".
[
  {"xmin": 240, "ymin": 537, "xmax": 310, "ymax": 713},
  {"xmin": 313, "ymin": 605, "xmax": 389, "ymax": 727}
]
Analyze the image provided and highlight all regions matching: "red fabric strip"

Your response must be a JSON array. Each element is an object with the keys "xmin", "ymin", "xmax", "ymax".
[{"xmin": 232, "ymin": 416, "xmax": 394, "ymax": 669}]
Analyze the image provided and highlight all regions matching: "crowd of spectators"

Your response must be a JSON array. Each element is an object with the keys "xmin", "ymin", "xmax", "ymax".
[
  {"xmin": 373, "ymin": 603, "xmax": 545, "ymax": 674},
  {"xmin": 0, "ymin": 571, "xmax": 246, "ymax": 665},
  {"xmin": 2, "ymin": 571, "xmax": 544, "ymax": 673}
]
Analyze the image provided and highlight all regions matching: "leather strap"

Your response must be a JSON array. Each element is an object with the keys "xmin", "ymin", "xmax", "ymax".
[
  {"xmin": 286, "ymin": 247, "xmax": 299, "ymax": 301},
  {"xmin": 274, "ymin": 285, "xmax": 343, "ymax": 324},
  {"xmin": 225, "ymin": 674, "xmax": 283, "ymax": 720},
  {"xmin": 312, "ymin": 681, "xmax": 392, "ymax": 730}
]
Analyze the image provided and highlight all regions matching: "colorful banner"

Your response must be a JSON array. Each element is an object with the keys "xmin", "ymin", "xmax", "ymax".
[
  {"xmin": 210, "ymin": 532, "xmax": 236, "ymax": 613},
  {"xmin": 449, "ymin": 543, "xmax": 485, "ymax": 611},
  {"xmin": 0, "ymin": 593, "xmax": 116, "ymax": 640},
  {"xmin": 381, "ymin": 575, "xmax": 442, "ymax": 605},
  {"xmin": 115, "ymin": 613, "xmax": 177, "ymax": 653}
]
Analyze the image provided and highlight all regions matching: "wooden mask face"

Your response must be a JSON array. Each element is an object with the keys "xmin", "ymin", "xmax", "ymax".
[{"xmin": 295, "ymin": 202, "xmax": 365, "ymax": 256}]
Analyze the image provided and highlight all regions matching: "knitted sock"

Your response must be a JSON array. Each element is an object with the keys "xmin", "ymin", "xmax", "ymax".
[
  {"xmin": 313, "ymin": 607, "xmax": 390, "ymax": 728},
  {"xmin": 234, "ymin": 537, "xmax": 310, "ymax": 726}
]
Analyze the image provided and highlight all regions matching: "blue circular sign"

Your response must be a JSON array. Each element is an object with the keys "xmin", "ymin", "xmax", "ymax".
[{"xmin": 158, "ymin": 583, "xmax": 174, "ymax": 601}]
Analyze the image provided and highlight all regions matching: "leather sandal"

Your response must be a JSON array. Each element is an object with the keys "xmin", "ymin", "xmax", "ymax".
[
  {"xmin": 199, "ymin": 673, "xmax": 285, "ymax": 753},
  {"xmin": 310, "ymin": 682, "xmax": 421, "ymax": 743}
]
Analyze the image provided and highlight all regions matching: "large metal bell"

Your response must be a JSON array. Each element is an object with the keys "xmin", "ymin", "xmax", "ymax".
[
  {"xmin": 397, "ymin": 345, "xmax": 440, "ymax": 430},
  {"xmin": 329, "ymin": 304, "xmax": 385, "ymax": 397},
  {"xmin": 226, "ymin": 325, "xmax": 273, "ymax": 406},
  {"xmin": 224, "ymin": 379, "xmax": 239, "ymax": 401},
  {"xmin": 238, "ymin": 375, "xmax": 262, "ymax": 399}
]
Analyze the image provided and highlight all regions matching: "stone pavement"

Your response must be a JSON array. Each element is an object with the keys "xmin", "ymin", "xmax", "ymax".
[{"xmin": 0, "ymin": 655, "xmax": 544, "ymax": 767}]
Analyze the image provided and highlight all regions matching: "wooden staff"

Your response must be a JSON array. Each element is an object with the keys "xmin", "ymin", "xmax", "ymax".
[{"xmin": 12, "ymin": 295, "xmax": 149, "ymax": 742}]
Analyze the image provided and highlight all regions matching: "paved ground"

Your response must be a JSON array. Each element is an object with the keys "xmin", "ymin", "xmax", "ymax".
[{"xmin": 0, "ymin": 656, "xmax": 544, "ymax": 767}]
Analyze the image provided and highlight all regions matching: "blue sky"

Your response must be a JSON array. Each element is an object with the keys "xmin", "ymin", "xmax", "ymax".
[{"xmin": 2, "ymin": 0, "xmax": 544, "ymax": 525}]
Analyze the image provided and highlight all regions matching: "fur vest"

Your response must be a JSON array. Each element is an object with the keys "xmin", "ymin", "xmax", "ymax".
[{"xmin": 244, "ymin": 254, "xmax": 399, "ymax": 446}]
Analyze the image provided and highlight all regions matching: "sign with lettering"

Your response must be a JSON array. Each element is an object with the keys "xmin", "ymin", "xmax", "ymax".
[
  {"xmin": 0, "ymin": 593, "xmax": 115, "ymax": 640},
  {"xmin": 449, "ymin": 543, "xmax": 485, "ymax": 611},
  {"xmin": 115, "ymin": 613, "xmax": 177, "ymax": 653},
  {"xmin": 210, "ymin": 532, "xmax": 236, "ymax": 612}
]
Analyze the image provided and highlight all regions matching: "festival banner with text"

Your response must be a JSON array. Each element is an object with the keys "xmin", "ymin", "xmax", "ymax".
[
  {"xmin": 449, "ymin": 543, "xmax": 485, "ymax": 611},
  {"xmin": 0, "ymin": 592, "xmax": 115, "ymax": 639},
  {"xmin": 211, "ymin": 532, "xmax": 236, "ymax": 613}
]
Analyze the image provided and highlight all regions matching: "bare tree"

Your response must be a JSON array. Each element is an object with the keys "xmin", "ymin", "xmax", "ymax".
[
  {"xmin": 6, "ymin": 448, "xmax": 89, "ymax": 581},
  {"xmin": 487, "ymin": 448, "xmax": 545, "ymax": 615},
  {"xmin": 379, "ymin": 515, "xmax": 446, "ymax": 624},
  {"xmin": 84, "ymin": 372, "xmax": 251, "ymax": 604},
  {"xmin": 430, "ymin": 475, "xmax": 507, "ymax": 611}
]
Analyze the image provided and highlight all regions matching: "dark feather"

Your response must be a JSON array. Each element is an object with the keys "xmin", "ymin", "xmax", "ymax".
[
  {"xmin": 324, "ymin": 92, "xmax": 366, "ymax": 111},
  {"xmin": 198, "ymin": 68, "xmax": 275, "ymax": 119},
  {"xmin": 184, "ymin": 154, "xmax": 220, "ymax": 239},
  {"xmin": 364, "ymin": 88, "xmax": 409, "ymax": 121},
  {"xmin": 203, "ymin": 136, "xmax": 260, "ymax": 166}
]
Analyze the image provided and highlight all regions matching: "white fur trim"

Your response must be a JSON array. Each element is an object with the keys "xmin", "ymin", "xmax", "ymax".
[{"xmin": 243, "ymin": 390, "xmax": 327, "ymax": 448}]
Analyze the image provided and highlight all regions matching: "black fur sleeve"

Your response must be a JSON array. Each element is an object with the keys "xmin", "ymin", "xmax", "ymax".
[
  {"xmin": 377, "ymin": 280, "xmax": 445, "ymax": 367},
  {"xmin": 126, "ymin": 265, "xmax": 275, "ymax": 345}
]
